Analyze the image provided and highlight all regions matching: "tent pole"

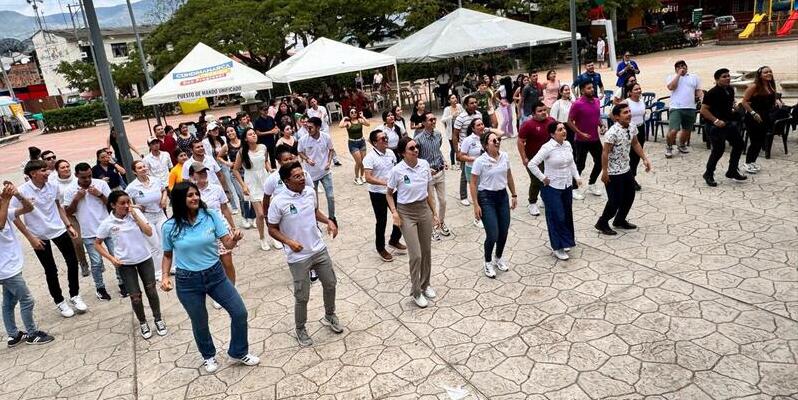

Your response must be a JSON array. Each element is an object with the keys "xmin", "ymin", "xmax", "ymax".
[
  {"xmin": 393, "ymin": 62, "xmax": 402, "ymax": 107},
  {"xmin": 287, "ymin": 82, "xmax": 293, "ymax": 95}
]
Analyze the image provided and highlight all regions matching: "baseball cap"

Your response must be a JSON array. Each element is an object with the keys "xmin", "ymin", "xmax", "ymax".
[
  {"xmin": 147, "ymin": 137, "xmax": 161, "ymax": 146},
  {"xmin": 188, "ymin": 162, "xmax": 209, "ymax": 175},
  {"xmin": 206, "ymin": 121, "xmax": 219, "ymax": 131}
]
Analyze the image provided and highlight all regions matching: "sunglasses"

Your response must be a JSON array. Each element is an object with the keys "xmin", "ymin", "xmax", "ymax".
[
  {"xmin": 406, "ymin": 145, "xmax": 418, "ymax": 152},
  {"xmin": 491, "ymin": 138, "xmax": 502, "ymax": 145},
  {"xmin": 427, "ymin": 118, "xmax": 437, "ymax": 122},
  {"xmin": 44, "ymin": 156, "xmax": 56, "ymax": 161}
]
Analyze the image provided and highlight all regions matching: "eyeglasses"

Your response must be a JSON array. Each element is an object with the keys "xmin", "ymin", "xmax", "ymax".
[
  {"xmin": 491, "ymin": 138, "xmax": 502, "ymax": 145},
  {"xmin": 377, "ymin": 137, "xmax": 388, "ymax": 142},
  {"xmin": 427, "ymin": 118, "xmax": 437, "ymax": 122},
  {"xmin": 406, "ymin": 145, "xmax": 418, "ymax": 151}
]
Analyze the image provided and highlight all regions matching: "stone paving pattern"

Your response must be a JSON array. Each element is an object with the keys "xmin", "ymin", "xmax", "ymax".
[{"xmin": 1, "ymin": 42, "xmax": 797, "ymax": 399}]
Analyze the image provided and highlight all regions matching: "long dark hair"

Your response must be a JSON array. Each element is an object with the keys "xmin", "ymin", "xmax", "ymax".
[
  {"xmin": 753, "ymin": 66, "xmax": 777, "ymax": 95},
  {"xmin": 412, "ymin": 99, "xmax": 425, "ymax": 116},
  {"xmin": 466, "ymin": 118, "xmax": 481, "ymax": 137},
  {"xmin": 206, "ymin": 129, "xmax": 226, "ymax": 157},
  {"xmin": 240, "ymin": 128, "xmax": 256, "ymax": 170},
  {"xmin": 106, "ymin": 190, "xmax": 129, "ymax": 213},
  {"xmin": 500, "ymin": 76, "xmax": 513, "ymax": 100},
  {"xmin": 167, "ymin": 181, "xmax": 207, "ymax": 238}
]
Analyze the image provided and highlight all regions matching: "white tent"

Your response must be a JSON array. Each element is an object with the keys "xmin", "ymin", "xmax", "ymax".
[
  {"xmin": 383, "ymin": 8, "xmax": 577, "ymax": 63},
  {"xmin": 265, "ymin": 37, "xmax": 398, "ymax": 84},
  {"xmin": 142, "ymin": 42, "xmax": 273, "ymax": 106}
]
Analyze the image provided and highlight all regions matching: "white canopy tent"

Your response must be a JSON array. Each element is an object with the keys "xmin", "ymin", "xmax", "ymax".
[
  {"xmin": 142, "ymin": 42, "xmax": 273, "ymax": 106},
  {"xmin": 383, "ymin": 8, "xmax": 577, "ymax": 63},
  {"xmin": 265, "ymin": 37, "xmax": 400, "ymax": 103}
]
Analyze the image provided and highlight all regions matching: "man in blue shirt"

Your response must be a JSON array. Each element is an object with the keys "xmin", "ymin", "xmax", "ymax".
[
  {"xmin": 615, "ymin": 52, "xmax": 640, "ymax": 88},
  {"xmin": 575, "ymin": 62, "xmax": 604, "ymax": 98}
]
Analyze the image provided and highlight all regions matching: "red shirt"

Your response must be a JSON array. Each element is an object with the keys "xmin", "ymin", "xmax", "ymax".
[
  {"xmin": 518, "ymin": 116, "xmax": 555, "ymax": 159},
  {"xmin": 160, "ymin": 134, "xmax": 178, "ymax": 165}
]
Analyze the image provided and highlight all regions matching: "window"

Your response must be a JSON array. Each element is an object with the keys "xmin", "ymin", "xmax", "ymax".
[
  {"xmin": 79, "ymin": 45, "xmax": 93, "ymax": 62},
  {"xmin": 111, "ymin": 42, "xmax": 129, "ymax": 58}
]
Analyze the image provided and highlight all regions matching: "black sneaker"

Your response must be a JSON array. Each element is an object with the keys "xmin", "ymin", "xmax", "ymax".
[
  {"xmin": 333, "ymin": 159, "xmax": 342, "ymax": 166},
  {"xmin": 96, "ymin": 287, "xmax": 111, "ymax": 301},
  {"xmin": 7, "ymin": 332, "xmax": 26, "ymax": 348},
  {"xmin": 25, "ymin": 331, "xmax": 54, "ymax": 345},
  {"xmin": 703, "ymin": 173, "xmax": 718, "ymax": 187},
  {"xmin": 594, "ymin": 223, "xmax": 617, "ymax": 235},
  {"xmin": 633, "ymin": 181, "xmax": 641, "ymax": 191},
  {"xmin": 725, "ymin": 171, "xmax": 748, "ymax": 182},
  {"xmin": 80, "ymin": 263, "xmax": 90, "ymax": 277},
  {"xmin": 613, "ymin": 221, "xmax": 638, "ymax": 230},
  {"xmin": 309, "ymin": 269, "xmax": 319, "ymax": 283},
  {"xmin": 119, "ymin": 285, "xmax": 129, "ymax": 298},
  {"xmin": 140, "ymin": 323, "xmax": 152, "ymax": 339}
]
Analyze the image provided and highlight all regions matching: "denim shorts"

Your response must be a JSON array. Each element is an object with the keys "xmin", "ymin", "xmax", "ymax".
[{"xmin": 348, "ymin": 138, "xmax": 366, "ymax": 153}]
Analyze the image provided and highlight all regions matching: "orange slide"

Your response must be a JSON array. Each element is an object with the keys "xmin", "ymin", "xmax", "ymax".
[{"xmin": 778, "ymin": 11, "xmax": 798, "ymax": 36}]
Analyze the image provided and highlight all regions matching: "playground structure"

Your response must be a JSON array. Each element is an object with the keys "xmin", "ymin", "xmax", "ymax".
[{"xmin": 739, "ymin": 0, "xmax": 798, "ymax": 39}]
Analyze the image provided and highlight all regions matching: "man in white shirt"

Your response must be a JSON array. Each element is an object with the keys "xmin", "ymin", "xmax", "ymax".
[
  {"xmin": 665, "ymin": 60, "xmax": 703, "ymax": 158},
  {"xmin": 181, "ymin": 140, "xmax": 227, "ymax": 189},
  {"xmin": 267, "ymin": 161, "xmax": 341, "ymax": 347},
  {"xmin": 306, "ymin": 97, "xmax": 341, "ymax": 166},
  {"xmin": 142, "ymin": 138, "xmax": 173, "ymax": 188},
  {"xmin": 596, "ymin": 37, "xmax": 606, "ymax": 69},
  {"xmin": 452, "ymin": 95, "xmax": 483, "ymax": 205},
  {"xmin": 1, "ymin": 182, "xmax": 56, "ymax": 347},
  {"xmin": 373, "ymin": 70, "xmax": 383, "ymax": 86},
  {"xmin": 298, "ymin": 117, "xmax": 337, "ymax": 226},
  {"xmin": 12, "ymin": 160, "xmax": 87, "ymax": 318},
  {"xmin": 436, "ymin": 72, "xmax": 451, "ymax": 108},
  {"xmin": 64, "ymin": 162, "xmax": 126, "ymax": 300}
]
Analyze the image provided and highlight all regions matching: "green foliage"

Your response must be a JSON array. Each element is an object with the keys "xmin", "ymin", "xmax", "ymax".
[
  {"xmin": 56, "ymin": 60, "xmax": 99, "ymax": 93},
  {"xmin": 615, "ymin": 30, "xmax": 690, "ymax": 55},
  {"xmin": 43, "ymin": 99, "xmax": 174, "ymax": 132}
]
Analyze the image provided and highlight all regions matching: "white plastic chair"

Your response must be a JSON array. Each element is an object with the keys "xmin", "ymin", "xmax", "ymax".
[{"xmin": 326, "ymin": 102, "xmax": 343, "ymax": 121}]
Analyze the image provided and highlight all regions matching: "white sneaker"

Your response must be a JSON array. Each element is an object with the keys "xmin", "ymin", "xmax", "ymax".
[
  {"xmin": 494, "ymin": 257, "xmax": 509, "ymax": 272},
  {"xmin": 272, "ymin": 238, "xmax": 283, "ymax": 249},
  {"xmin": 538, "ymin": 200, "xmax": 545, "ymax": 209},
  {"xmin": 484, "ymin": 261, "xmax": 497, "ymax": 278},
  {"xmin": 203, "ymin": 357, "xmax": 219, "ymax": 373},
  {"xmin": 56, "ymin": 301, "xmax": 75, "ymax": 318},
  {"xmin": 237, "ymin": 353, "xmax": 260, "ymax": 366},
  {"xmin": 241, "ymin": 219, "xmax": 252, "ymax": 229},
  {"xmin": 413, "ymin": 294, "xmax": 429, "ymax": 308},
  {"xmin": 742, "ymin": 163, "xmax": 758, "ymax": 174},
  {"xmin": 564, "ymin": 247, "xmax": 572, "ymax": 252},
  {"xmin": 528, "ymin": 203, "xmax": 540, "ymax": 216},
  {"xmin": 460, "ymin": 198, "xmax": 471, "ymax": 206},
  {"xmin": 553, "ymin": 249, "xmax": 570, "ymax": 260},
  {"xmin": 260, "ymin": 239, "xmax": 271, "ymax": 251},
  {"xmin": 431, "ymin": 230, "xmax": 442, "ymax": 241},
  {"xmin": 665, "ymin": 146, "xmax": 673, "ymax": 158},
  {"xmin": 752, "ymin": 163, "xmax": 761, "ymax": 171},
  {"xmin": 423, "ymin": 286, "xmax": 437, "ymax": 299},
  {"xmin": 140, "ymin": 322, "xmax": 153, "ymax": 339},
  {"xmin": 70, "ymin": 295, "xmax": 88, "ymax": 313},
  {"xmin": 588, "ymin": 184, "xmax": 602, "ymax": 196},
  {"xmin": 572, "ymin": 190, "xmax": 585, "ymax": 200},
  {"xmin": 231, "ymin": 208, "xmax": 239, "ymax": 215},
  {"xmin": 212, "ymin": 301, "xmax": 222, "ymax": 310},
  {"xmin": 473, "ymin": 219, "xmax": 483, "ymax": 228}
]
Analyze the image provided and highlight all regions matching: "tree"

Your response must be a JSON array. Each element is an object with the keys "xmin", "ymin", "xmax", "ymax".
[{"xmin": 55, "ymin": 60, "xmax": 99, "ymax": 93}]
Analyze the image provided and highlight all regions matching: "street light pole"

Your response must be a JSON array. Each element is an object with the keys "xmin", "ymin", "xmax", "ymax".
[
  {"xmin": 125, "ymin": 0, "xmax": 161, "ymax": 125},
  {"xmin": 83, "ymin": 0, "xmax": 135, "ymax": 181},
  {"xmin": 569, "ymin": 0, "xmax": 579, "ymax": 83}
]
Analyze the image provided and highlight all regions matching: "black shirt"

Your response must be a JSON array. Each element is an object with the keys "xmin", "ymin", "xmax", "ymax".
[
  {"xmin": 703, "ymin": 85, "xmax": 735, "ymax": 122},
  {"xmin": 92, "ymin": 163, "xmax": 124, "ymax": 189},
  {"xmin": 409, "ymin": 112, "xmax": 426, "ymax": 129},
  {"xmin": 253, "ymin": 116, "xmax": 276, "ymax": 145}
]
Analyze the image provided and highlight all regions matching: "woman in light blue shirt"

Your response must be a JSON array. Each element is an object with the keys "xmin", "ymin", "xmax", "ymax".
[{"xmin": 160, "ymin": 181, "xmax": 259, "ymax": 373}]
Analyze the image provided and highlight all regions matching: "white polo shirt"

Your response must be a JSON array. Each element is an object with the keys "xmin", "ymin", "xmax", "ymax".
[
  {"xmin": 267, "ymin": 186, "xmax": 326, "ymax": 264},
  {"xmin": 263, "ymin": 169, "xmax": 312, "ymax": 197},
  {"xmin": 62, "ymin": 179, "xmax": 112, "ymax": 238},
  {"xmin": 142, "ymin": 151, "xmax": 173, "ymax": 187},
  {"xmin": 181, "ymin": 156, "xmax": 222, "ymax": 186},
  {"xmin": 126, "ymin": 178, "xmax": 165, "ymax": 214},
  {"xmin": 0, "ymin": 208, "xmax": 23, "ymax": 280},
  {"xmin": 363, "ymin": 148, "xmax": 396, "ymax": 194},
  {"xmin": 96, "ymin": 209, "xmax": 152, "ymax": 265},
  {"xmin": 471, "ymin": 151, "xmax": 510, "ymax": 191},
  {"xmin": 387, "ymin": 159, "xmax": 431, "ymax": 204},
  {"xmin": 459, "ymin": 133, "xmax": 483, "ymax": 167},
  {"xmin": 199, "ymin": 183, "xmax": 228, "ymax": 212},
  {"xmin": 298, "ymin": 133, "xmax": 333, "ymax": 181},
  {"xmin": 666, "ymin": 74, "xmax": 701, "ymax": 109},
  {"xmin": 12, "ymin": 181, "xmax": 66, "ymax": 240}
]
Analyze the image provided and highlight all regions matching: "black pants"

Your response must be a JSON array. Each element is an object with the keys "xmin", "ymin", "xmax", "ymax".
[
  {"xmin": 262, "ymin": 135, "xmax": 277, "ymax": 169},
  {"xmin": 597, "ymin": 170, "xmax": 636, "ymax": 227},
  {"xmin": 744, "ymin": 115, "xmax": 769, "ymax": 164},
  {"xmin": 705, "ymin": 122, "xmax": 744, "ymax": 177},
  {"xmin": 629, "ymin": 124, "xmax": 646, "ymax": 177},
  {"xmin": 119, "ymin": 258, "xmax": 162, "ymax": 323},
  {"xmin": 575, "ymin": 140, "xmax": 603, "ymax": 185},
  {"xmin": 438, "ymin": 84, "xmax": 450, "ymax": 107},
  {"xmin": 369, "ymin": 191, "xmax": 402, "ymax": 252},
  {"xmin": 448, "ymin": 139, "xmax": 456, "ymax": 166},
  {"xmin": 33, "ymin": 231, "xmax": 79, "ymax": 304}
]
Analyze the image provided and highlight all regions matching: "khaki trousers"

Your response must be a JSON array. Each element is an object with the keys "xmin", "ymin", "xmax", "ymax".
[
  {"xmin": 428, "ymin": 170, "xmax": 447, "ymax": 223},
  {"xmin": 397, "ymin": 200, "xmax": 433, "ymax": 297}
]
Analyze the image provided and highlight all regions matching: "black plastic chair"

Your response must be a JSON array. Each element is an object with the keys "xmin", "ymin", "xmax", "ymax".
[{"xmin": 765, "ymin": 117, "xmax": 791, "ymax": 158}]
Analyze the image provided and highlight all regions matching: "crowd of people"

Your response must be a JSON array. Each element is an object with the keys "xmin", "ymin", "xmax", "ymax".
[{"xmin": 1, "ymin": 59, "xmax": 785, "ymax": 375}]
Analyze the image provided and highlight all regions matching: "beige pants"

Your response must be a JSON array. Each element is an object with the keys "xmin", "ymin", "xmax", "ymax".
[
  {"xmin": 428, "ymin": 170, "xmax": 447, "ymax": 223},
  {"xmin": 398, "ymin": 200, "xmax": 433, "ymax": 297}
]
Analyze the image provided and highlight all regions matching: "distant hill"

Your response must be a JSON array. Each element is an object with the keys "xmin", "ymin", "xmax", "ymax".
[{"xmin": 0, "ymin": 0, "xmax": 163, "ymax": 40}]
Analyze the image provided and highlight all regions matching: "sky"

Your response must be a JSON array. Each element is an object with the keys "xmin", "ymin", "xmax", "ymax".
[{"xmin": 0, "ymin": 0, "xmax": 128, "ymax": 16}]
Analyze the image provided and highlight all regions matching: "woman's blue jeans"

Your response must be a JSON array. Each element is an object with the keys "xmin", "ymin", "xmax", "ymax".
[
  {"xmin": 477, "ymin": 189, "xmax": 511, "ymax": 262},
  {"xmin": 175, "ymin": 262, "xmax": 249, "ymax": 359},
  {"xmin": 219, "ymin": 163, "xmax": 239, "ymax": 211},
  {"xmin": 230, "ymin": 168, "xmax": 255, "ymax": 219},
  {"xmin": 540, "ymin": 185, "xmax": 576, "ymax": 251}
]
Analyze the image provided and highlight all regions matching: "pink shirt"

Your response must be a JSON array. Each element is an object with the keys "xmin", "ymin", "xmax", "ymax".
[{"xmin": 568, "ymin": 96, "xmax": 601, "ymax": 142}]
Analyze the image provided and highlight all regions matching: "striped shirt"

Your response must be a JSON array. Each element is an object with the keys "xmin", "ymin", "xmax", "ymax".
[
  {"xmin": 413, "ymin": 129, "xmax": 445, "ymax": 171},
  {"xmin": 453, "ymin": 110, "xmax": 483, "ymax": 142}
]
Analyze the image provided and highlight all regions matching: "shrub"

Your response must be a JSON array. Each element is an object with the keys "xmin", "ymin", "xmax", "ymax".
[
  {"xmin": 43, "ymin": 99, "xmax": 175, "ymax": 132},
  {"xmin": 616, "ymin": 31, "xmax": 691, "ymax": 56}
]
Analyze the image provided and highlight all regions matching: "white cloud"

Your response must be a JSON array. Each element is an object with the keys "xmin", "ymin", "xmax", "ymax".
[{"xmin": 6, "ymin": 0, "xmax": 128, "ymax": 17}]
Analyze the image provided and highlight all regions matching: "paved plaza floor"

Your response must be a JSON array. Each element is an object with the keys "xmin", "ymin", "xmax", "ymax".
[{"xmin": 0, "ymin": 41, "xmax": 797, "ymax": 399}]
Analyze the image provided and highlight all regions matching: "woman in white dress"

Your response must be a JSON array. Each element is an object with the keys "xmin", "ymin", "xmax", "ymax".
[
  {"xmin": 125, "ymin": 160, "xmax": 169, "ymax": 280},
  {"xmin": 441, "ymin": 94, "xmax": 463, "ymax": 168},
  {"xmin": 233, "ymin": 128, "xmax": 272, "ymax": 251}
]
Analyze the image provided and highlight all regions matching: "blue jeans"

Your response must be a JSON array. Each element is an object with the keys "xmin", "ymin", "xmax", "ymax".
[
  {"xmin": 477, "ymin": 189, "xmax": 511, "ymax": 262},
  {"xmin": 219, "ymin": 163, "xmax": 239, "ymax": 211},
  {"xmin": 230, "ymin": 169, "xmax": 255, "ymax": 219},
  {"xmin": 175, "ymin": 262, "xmax": 249, "ymax": 359},
  {"xmin": 541, "ymin": 185, "xmax": 576, "ymax": 251},
  {"xmin": 1, "ymin": 272, "xmax": 37, "ymax": 337},
  {"xmin": 84, "ymin": 237, "xmax": 124, "ymax": 290},
  {"xmin": 313, "ymin": 173, "xmax": 336, "ymax": 220}
]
